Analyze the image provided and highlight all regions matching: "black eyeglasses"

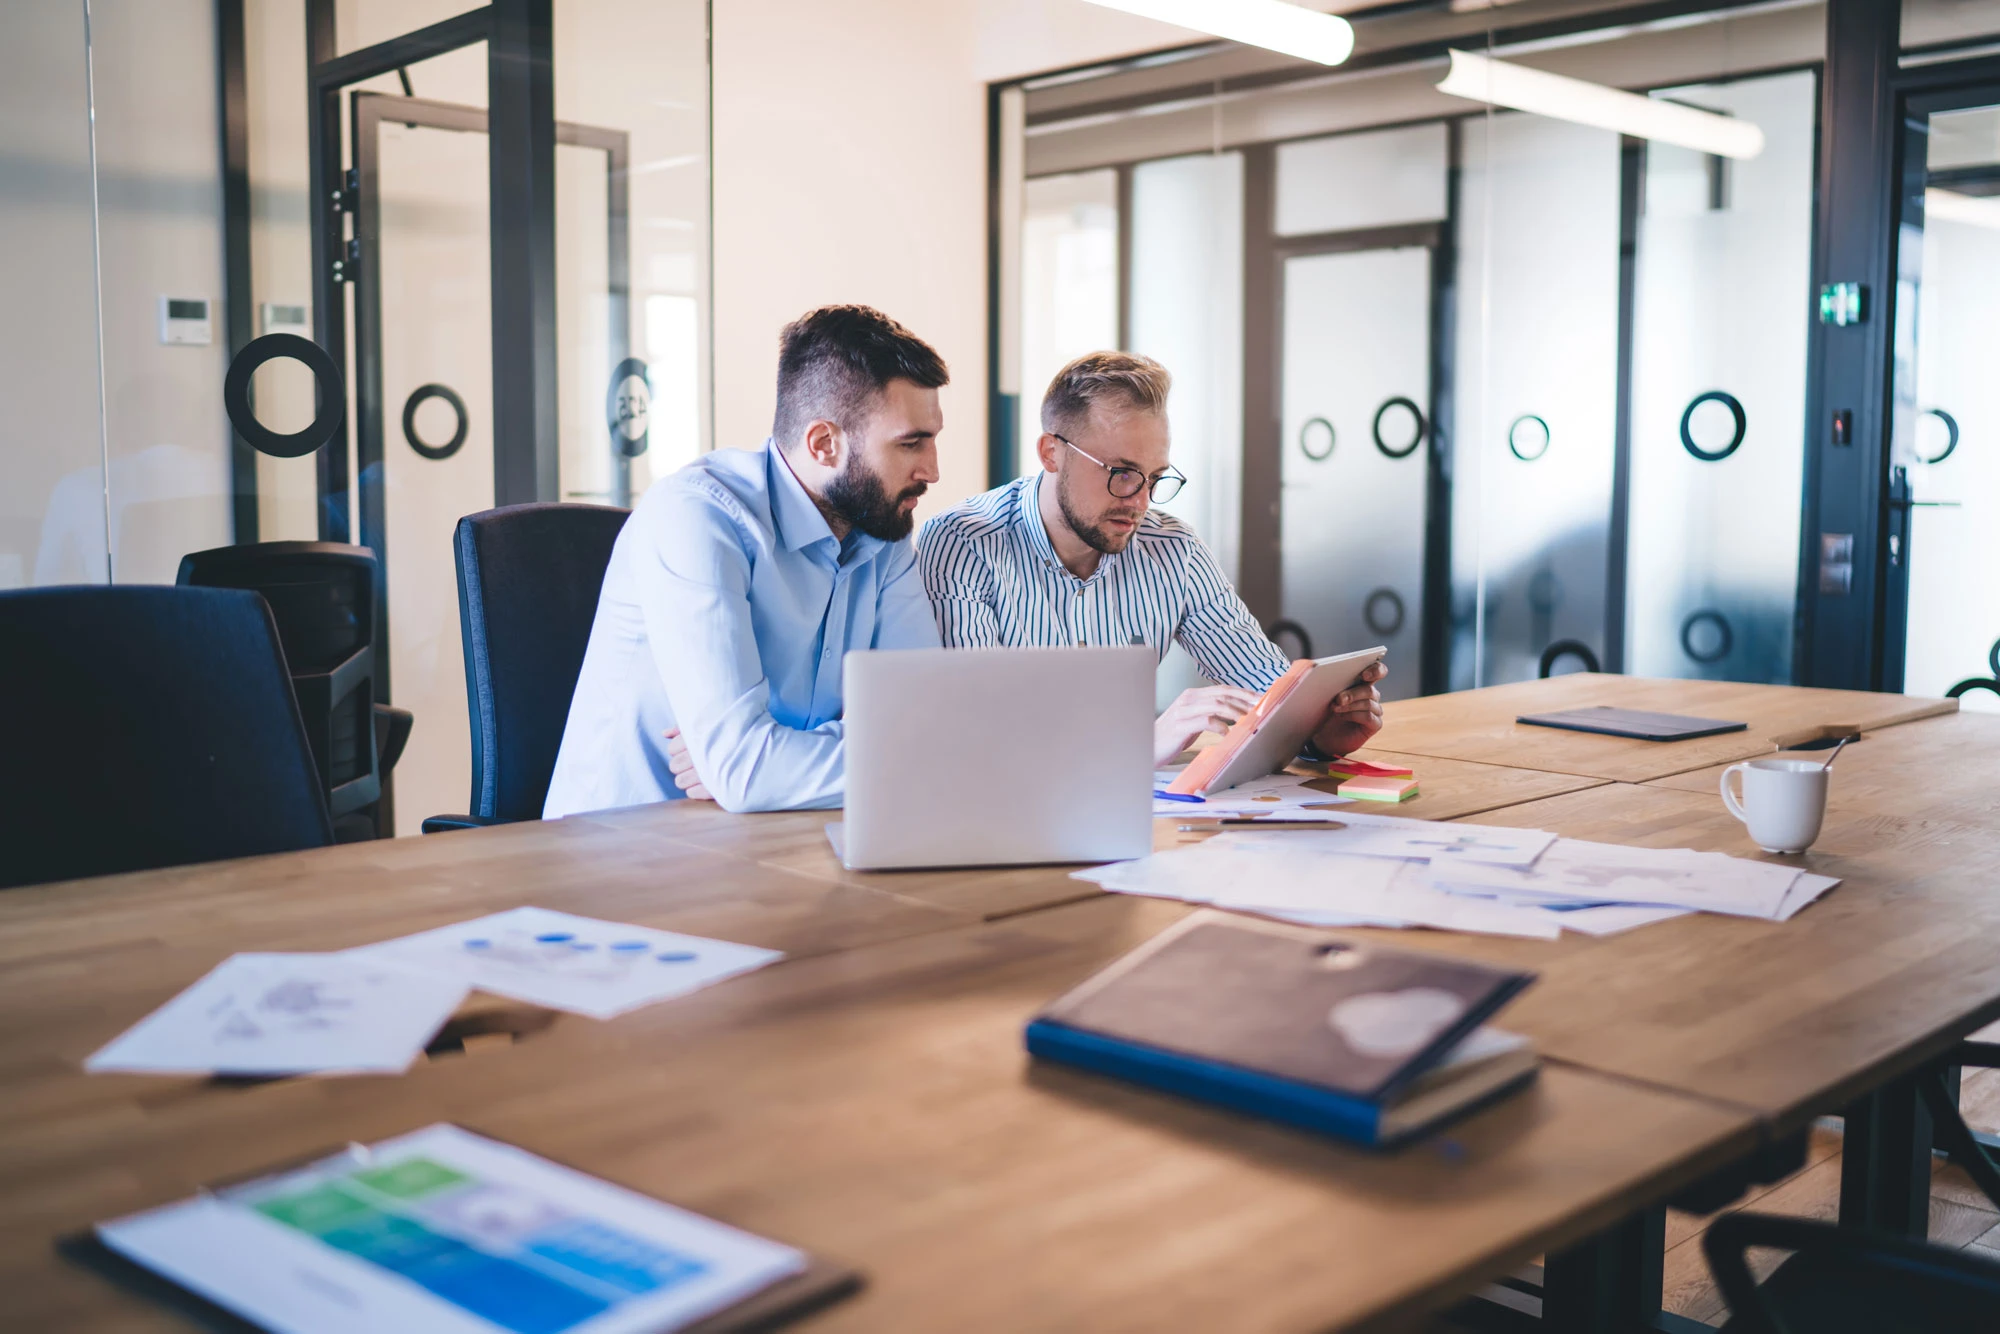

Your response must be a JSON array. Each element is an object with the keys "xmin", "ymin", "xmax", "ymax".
[{"xmin": 1054, "ymin": 435, "xmax": 1188, "ymax": 503}]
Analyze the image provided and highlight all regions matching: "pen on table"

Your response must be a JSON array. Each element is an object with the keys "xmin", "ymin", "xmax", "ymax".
[
  {"xmin": 1179, "ymin": 819, "xmax": 1347, "ymax": 830},
  {"xmin": 1153, "ymin": 789, "xmax": 1204, "ymax": 804}
]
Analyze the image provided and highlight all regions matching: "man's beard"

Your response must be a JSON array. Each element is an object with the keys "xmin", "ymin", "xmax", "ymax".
[
  {"xmin": 1057, "ymin": 468, "xmax": 1144, "ymax": 555},
  {"xmin": 824, "ymin": 449, "xmax": 926, "ymax": 541}
]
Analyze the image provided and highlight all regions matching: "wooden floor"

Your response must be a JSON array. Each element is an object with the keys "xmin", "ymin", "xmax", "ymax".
[{"xmin": 1428, "ymin": 1066, "xmax": 2000, "ymax": 1330}]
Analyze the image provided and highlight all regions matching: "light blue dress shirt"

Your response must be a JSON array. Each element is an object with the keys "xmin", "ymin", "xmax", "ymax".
[
  {"xmin": 918, "ymin": 474, "xmax": 1290, "ymax": 691},
  {"xmin": 543, "ymin": 440, "xmax": 940, "ymax": 817}
]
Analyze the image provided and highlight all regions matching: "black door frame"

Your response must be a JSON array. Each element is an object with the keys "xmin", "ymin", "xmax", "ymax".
[
  {"xmin": 305, "ymin": 0, "xmax": 557, "ymax": 550},
  {"xmin": 1798, "ymin": 0, "xmax": 2000, "ymax": 690},
  {"xmin": 1871, "ymin": 59, "xmax": 2000, "ymax": 690},
  {"xmin": 347, "ymin": 90, "xmax": 629, "ymax": 700}
]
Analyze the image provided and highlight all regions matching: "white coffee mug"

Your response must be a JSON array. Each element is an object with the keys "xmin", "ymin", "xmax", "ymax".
[{"xmin": 1720, "ymin": 757, "xmax": 1828, "ymax": 853}]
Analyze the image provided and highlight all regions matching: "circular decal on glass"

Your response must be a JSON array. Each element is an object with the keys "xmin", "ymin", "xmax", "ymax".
[
  {"xmin": 1372, "ymin": 396, "xmax": 1426, "ymax": 460},
  {"xmin": 1538, "ymin": 639, "xmax": 1600, "ymax": 678},
  {"xmin": 223, "ymin": 333, "xmax": 344, "ymax": 459},
  {"xmin": 1680, "ymin": 391, "xmax": 1746, "ymax": 462},
  {"xmin": 402, "ymin": 383, "xmax": 469, "ymax": 461},
  {"xmin": 1680, "ymin": 609, "xmax": 1734, "ymax": 664},
  {"xmin": 1508, "ymin": 413, "xmax": 1550, "ymax": 462},
  {"xmin": 1920, "ymin": 407, "xmax": 1960, "ymax": 465},
  {"xmin": 1299, "ymin": 416, "xmax": 1335, "ymax": 462},
  {"xmin": 607, "ymin": 357, "xmax": 652, "ymax": 459},
  {"xmin": 1364, "ymin": 588, "xmax": 1406, "ymax": 638}
]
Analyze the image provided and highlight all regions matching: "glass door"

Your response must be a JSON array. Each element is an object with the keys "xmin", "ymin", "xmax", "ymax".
[
  {"xmin": 1277, "ymin": 243, "xmax": 1434, "ymax": 699},
  {"xmin": 1891, "ymin": 95, "xmax": 2000, "ymax": 710}
]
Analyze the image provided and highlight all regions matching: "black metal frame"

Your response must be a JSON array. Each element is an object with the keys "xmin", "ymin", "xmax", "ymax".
[
  {"xmin": 344, "ymin": 90, "xmax": 627, "ymax": 699},
  {"xmin": 305, "ymin": 0, "xmax": 557, "ymax": 553},
  {"xmin": 1867, "ymin": 55, "xmax": 2000, "ymax": 690},
  {"xmin": 215, "ymin": 0, "xmax": 257, "ymax": 544}
]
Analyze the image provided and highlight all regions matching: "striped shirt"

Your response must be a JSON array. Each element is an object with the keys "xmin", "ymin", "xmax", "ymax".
[{"xmin": 917, "ymin": 474, "xmax": 1291, "ymax": 692}]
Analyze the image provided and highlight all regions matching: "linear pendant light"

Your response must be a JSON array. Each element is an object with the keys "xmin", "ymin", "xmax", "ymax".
[
  {"xmin": 1926, "ymin": 187, "xmax": 2000, "ymax": 230},
  {"xmin": 1437, "ymin": 49, "xmax": 1766, "ymax": 160},
  {"xmin": 1081, "ymin": 0, "xmax": 1355, "ymax": 67}
]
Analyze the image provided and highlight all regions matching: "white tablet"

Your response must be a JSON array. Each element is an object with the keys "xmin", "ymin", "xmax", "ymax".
[{"xmin": 1201, "ymin": 646, "xmax": 1387, "ymax": 795}]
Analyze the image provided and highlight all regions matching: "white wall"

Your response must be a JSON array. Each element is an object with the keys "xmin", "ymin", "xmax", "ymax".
[{"xmin": 711, "ymin": 0, "xmax": 1196, "ymax": 519}]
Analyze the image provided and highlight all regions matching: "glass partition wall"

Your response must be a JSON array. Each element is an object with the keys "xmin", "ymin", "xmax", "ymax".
[
  {"xmin": 1003, "ymin": 0, "xmax": 1829, "ymax": 699},
  {"xmin": 2, "ymin": 0, "xmax": 713, "ymax": 831}
]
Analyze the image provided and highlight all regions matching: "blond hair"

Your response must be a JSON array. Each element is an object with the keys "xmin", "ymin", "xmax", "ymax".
[{"xmin": 1039, "ymin": 351, "xmax": 1171, "ymax": 437}]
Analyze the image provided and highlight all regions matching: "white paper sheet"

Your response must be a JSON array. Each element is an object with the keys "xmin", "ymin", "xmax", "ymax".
[
  {"xmin": 1211, "ymin": 814, "xmax": 1557, "ymax": 868},
  {"xmin": 1527, "ymin": 903, "xmax": 1692, "ymax": 937},
  {"xmin": 96, "ymin": 1123, "xmax": 808, "ymax": 1334},
  {"xmin": 349, "ymin": 907, "xmax": 783, "ymax": 1020},
  {"xmin": 1075, "ymin": 838, "xmax": 1560, "ymax": 939},
  {"xmin": 85, "ymin": 953, "xmax": 467, "ymax": 1076},
  {"xmin": 1152, "ymin": 769, "xmax": 1352, "ymax": 819},
  {"xmin": 1424, "ymin": 839, "xmax": 1814, "ymax": 920},
  {"xmin": 1776, "ymin": 872, "xmax": 1840, "ymax": 921}
]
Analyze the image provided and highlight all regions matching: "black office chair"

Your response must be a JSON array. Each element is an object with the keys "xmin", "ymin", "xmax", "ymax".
[
  {"xmin": 1706, "ymin": 1212, "xmax": 2000, "ymax": 1331},
  {"xmin": 423, "ymin": 502, "xmax": 629, "ymax": 832},
  {"xmin": 0, "ymin": 585, "xmax": 332, "ymax": 889},
  {"xmin": 178, "ymin": 542, "xmax": 411, "ymax": 841}
]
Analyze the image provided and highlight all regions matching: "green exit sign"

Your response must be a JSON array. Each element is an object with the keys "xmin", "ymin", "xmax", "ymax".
[{"xmin": 1819, "ymin": 282, "xmax": 1867, "ymax": 326}]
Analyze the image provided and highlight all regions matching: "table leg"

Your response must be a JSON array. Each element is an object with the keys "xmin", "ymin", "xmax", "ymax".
[{"xmin": 1839, "ymin": 1070, "xmax": 1933, "ymax": 1238}]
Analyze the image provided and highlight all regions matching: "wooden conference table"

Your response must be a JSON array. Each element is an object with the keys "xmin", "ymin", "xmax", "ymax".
[{"xmin": 2, "ymin": 675, "xmax": 1988, "ymax": 1332}]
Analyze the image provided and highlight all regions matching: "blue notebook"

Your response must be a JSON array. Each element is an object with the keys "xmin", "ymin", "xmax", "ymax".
[{"xmin": 1026, "ymin": 914, "xmax": 1538, "ymax": 1148}]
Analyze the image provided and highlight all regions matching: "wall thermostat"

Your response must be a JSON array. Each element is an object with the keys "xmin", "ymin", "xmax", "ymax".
[
  {"xmin": 260, "ymin": 302, "xmax": 310, "ymax": 337},
  {"xmin": 159, "ymin": 296, "xmax": 212, "ymax": 345}
]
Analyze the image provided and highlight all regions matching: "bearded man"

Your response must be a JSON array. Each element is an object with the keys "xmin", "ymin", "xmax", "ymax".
[
  {"xmin": 544, "ymin": 305, "xmax": 946, "ymax": 815},
  {"xmin": 917, "ymin": 351, "xmax": 1384, "ymax": 768}
]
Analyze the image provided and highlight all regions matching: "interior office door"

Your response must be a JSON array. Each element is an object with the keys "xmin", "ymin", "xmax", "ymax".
[
  {"xmin": 344, "ymin": 91, "xmax": 630, "ymax": 827},
  {"xmin": 1885, "ymin": 93, "xmax": 2000, "ymax": 709},
  {"xmin": 1277, "ymin": 243, "xmax": 1433, "ymax": 701}
]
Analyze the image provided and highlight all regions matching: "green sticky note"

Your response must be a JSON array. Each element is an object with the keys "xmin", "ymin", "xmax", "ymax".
[
  {"xmin": 350, "ymin": 1157, "xmax": 470, "ymax": 1200},
  {"xmin": 255, "ymin": 1183, "xmax": 377, "ymax": 1234}
]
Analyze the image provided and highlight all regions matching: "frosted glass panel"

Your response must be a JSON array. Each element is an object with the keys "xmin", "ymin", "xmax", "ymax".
[
  {"xmin": 1455, "ymin": 113, "xmax": 1621, "ymax": 689},
  {"xmin": 1626, "ymin": 71, "xmax": 1815, "ymax": 683},
  {"xmin": 95, "ymin": 0, "xmax": 234, "ymax": 585},
  {"xmin": 1279, "ymin": 247, "xmax": 1430, "ymax": 699},
  {"xmin": 1018, "ymin": 170, "xmax": 1118, "ymax": 477},
  {"xmin": 1275, "ymin": 123, "xmax": 1447, "ymax": 237},
  {"xmin": 1900, "ymin": 105, "xmax": 2000, "ymax": 711},
  {"xmin": 1129, "ymin": 152, "xmax": 1245, "ymax": 709},
  {"xmin": 1130, "ymin": 152, "xmax": 1244, "ymax": 578},
  {"xmin": 2, "ymin": 2, "xmax": 107, "ymax": 589}
]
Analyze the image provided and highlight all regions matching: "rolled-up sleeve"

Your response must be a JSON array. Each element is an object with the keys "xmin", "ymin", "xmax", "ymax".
[
  {"xmin": 916, "ymin": 515, "xmax": 1002, "ymax": 648},
  {"xmin": 637, "ymin": 481, "xmax": 845, "ymax": 813}
]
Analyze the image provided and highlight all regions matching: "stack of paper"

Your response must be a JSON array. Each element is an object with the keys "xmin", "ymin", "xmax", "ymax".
[
  {"xmin": 87, "ymin": 907, "xmax": 785, "ymax": 1079},
  {"xmin": 1078, "ymin": 812, "xmax": 1841, "ymax": 940}
]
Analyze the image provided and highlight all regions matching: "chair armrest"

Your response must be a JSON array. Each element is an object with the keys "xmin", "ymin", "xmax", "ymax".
[
  {"xmin": 1703, "ymin": 1212, "xmax": 2000, "ymax": 1334},
  {"xmin": 373, "ymin": 704, "xmax": 414, "ymax": 773},
  {"xmin": 420, "ymin": 814, "xmax": 508, "ymax": 834}
]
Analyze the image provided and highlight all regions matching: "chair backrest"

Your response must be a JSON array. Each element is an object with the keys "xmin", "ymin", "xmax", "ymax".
[
  {"xmin": 0, "ymin": 585, "xmax": 333, "ymax": 889},
  {"xmin": 455, "ymin": 502, "xmax": 629, "ymax": 821},
  {"xmin": 177, "ymin": 542, "xmax": 382, "ymax": 819}
]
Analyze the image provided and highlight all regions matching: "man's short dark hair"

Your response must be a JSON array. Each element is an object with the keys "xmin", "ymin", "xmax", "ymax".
[{"xmin": 772, "ymin": 305, "xmax": 949, "ymax": 446}]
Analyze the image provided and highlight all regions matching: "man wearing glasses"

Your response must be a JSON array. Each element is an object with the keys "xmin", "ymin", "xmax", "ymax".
[{"xmin": 918, "ymin": 351, "xmax": 1385, "ymax": 766}]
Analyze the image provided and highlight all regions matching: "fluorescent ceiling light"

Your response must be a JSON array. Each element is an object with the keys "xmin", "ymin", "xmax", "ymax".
[
  {"xmin": 1081, "ymin": 0, "xmax": 1355, "ymax": 67},
  {"xmin": 1926, "ymin": 187, "xmax": 2000, "ymax": 230},
  {"xmin": 1436, "ymin": 49, "xmax": 1766, "ymax": 159}
]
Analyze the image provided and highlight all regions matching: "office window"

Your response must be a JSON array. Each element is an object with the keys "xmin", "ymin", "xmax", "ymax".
[{"xmin": 1018, "ymin": 170, "xmax": 1119, "ymax": 478}]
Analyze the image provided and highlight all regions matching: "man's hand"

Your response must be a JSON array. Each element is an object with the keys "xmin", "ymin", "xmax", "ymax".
[
  {"xmin": 663, "ymin": 727, "xmax": 714, "ymax": 802},
  {"xmin": 1309, "ymin": 660, "xmax": 1387, "ymax": 758},
  {"xmin": 1154, "ymin": 684, "xmax": 1260, "ymax": 767}
]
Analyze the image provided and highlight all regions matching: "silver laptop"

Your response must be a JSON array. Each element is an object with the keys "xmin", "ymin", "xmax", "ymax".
[{"xmin": 833, "ymin": 646, "xmax": 1154, "ymax": 871}]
